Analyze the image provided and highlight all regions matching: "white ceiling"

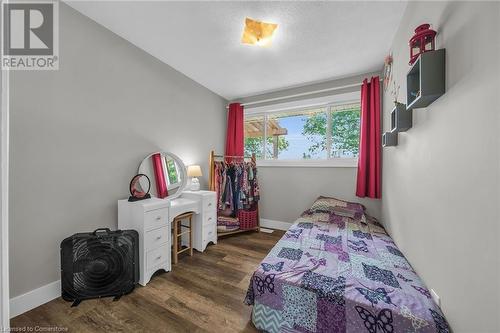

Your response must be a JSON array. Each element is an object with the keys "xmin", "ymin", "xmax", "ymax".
[{"xmin": 65, "ymin": 1, "xmax": 407, "ymax": 100}]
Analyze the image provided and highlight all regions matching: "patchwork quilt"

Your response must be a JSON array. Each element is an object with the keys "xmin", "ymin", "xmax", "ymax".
[{"xmin": 245, "ymin": 197, "xmax": 450, "ymax": 333}]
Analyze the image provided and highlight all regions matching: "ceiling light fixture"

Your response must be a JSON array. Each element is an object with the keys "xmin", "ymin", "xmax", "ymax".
[{"xmin": 241, "ymin": 17, "xmax": 278, "ymax": 47}]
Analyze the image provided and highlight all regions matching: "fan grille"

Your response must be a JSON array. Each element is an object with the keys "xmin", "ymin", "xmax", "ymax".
[{"xmin": 61, "ymin": 230, "xmax": 138, "ymax": 302}]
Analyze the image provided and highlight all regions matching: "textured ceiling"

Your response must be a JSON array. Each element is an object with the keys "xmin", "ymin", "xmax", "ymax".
[{"xmin": 66, "ymin": 1, "xmax": 407, "ymax": 99}]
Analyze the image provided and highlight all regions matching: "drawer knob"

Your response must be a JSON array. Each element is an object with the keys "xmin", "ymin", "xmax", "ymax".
[
  {"xmin": 156, "ymin": 216, "xmax": 162, "ymax": 221},
  {"xmin": 156, "ymin": 235, "xmax": 162, "ymax": 240},
  {"xmin": 208, "ymin": 203, "xmax": 212, "ymax": 207},
  {"xmin": 156, "ymin": 255, "xmax": 162, "ymax": 260},
  {"xmin": 208, "ymin": 217, "xmax": 212, "ymax": 221}
]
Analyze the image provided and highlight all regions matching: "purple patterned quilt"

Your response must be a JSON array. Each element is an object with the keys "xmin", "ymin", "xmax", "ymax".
[{"xmin": 245, "ymin": 198, "xmax": 450, "ymax": 333}]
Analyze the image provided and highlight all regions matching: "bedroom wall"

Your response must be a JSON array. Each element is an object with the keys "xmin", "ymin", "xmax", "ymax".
[
  {"xmin": 381, "ymin": 1, "xmax": 500, "ymax": 332},
  {"xmin": 259, "ymin": 167, "xmax": 381, "ymax": 223},
  {"xmin": 9, "ymin": 3, "xmax": 226, "ymax": 298}
]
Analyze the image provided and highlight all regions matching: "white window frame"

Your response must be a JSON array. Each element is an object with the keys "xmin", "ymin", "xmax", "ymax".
[{"xmin": 244, "ymin": 92, "xmax": 360, "ymax": 168}]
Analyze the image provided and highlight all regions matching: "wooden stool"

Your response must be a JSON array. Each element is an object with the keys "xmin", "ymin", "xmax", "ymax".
[{"xmin": 172, "ymin": 212, "xmax": 194, "ymax": 264}]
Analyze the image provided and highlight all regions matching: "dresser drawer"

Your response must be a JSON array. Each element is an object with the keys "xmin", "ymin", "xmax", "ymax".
[
  {"xmin": 147, "ymin": 244, "xmax": 169, "ymax": 270},
  {"xmin": 144, "ymin": 208, "xmax": 169, "ymax": 231},
  {"xmin": 144, "ymin": 226, "xmax": 169, "ymax": 251},
  {"xmin": 203, "ymin": 212, "xmax": 216, "ymax": 226},
  {"xmin": 203, "ymin": 222, "xmax": 217, "ymax": 241},
  {"xmin": 202, "ymin": 195, "xmax": 216, "ymax": 212}
]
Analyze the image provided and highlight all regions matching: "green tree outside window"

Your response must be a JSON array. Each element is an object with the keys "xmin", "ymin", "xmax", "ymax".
[{"xmin": 302, "ymin": 107, "xmax": 360, "ymax": 157}]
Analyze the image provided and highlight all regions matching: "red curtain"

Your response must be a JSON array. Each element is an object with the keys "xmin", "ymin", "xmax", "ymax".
[
  {"xmin": 225, "ymin": 103, "xmax": 244, "ymax": 160},
  {"xmin": 356, "ymin": 77, "xmax": 381, "ymax": 199},
  {"xmin": 152, "ymin": 153, "xmax": 168, "ymax": 198}
]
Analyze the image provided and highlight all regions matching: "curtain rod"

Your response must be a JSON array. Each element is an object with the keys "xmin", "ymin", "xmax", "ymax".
[
  {"xmin": 213, "ymin": 154, "xmax": 253, "ymax": 158},
  {"xmin": 226, "ymin": 77, "xmax": 383, "ymax": 109}
]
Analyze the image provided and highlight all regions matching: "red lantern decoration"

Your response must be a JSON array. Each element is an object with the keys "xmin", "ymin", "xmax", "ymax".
[{"xmin": 409, "ymin": 23, "xmax": 436, "ymax": 65}]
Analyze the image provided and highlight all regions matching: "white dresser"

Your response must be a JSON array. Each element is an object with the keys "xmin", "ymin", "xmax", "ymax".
[
  {"xmin": 118, "ymin": 198, "xmax": 171, "ymax": 286},
  {"xmin": 118, "ymin": 191, "xmax": 217, "ymax": 286},
  {"xmin": 181, "ymin": 191, "xmax": 217, "ymax": 252}
]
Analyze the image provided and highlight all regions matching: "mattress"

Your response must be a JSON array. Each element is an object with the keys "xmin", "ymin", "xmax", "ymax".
[{"xmin": 245, "ymin": 197, "xmax": 450, "ymax": 333}]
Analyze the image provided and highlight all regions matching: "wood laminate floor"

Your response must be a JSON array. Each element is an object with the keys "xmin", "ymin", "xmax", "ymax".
[{"xmin": 11, "ymin": 230, "xmax": 285, "ymax": 333}]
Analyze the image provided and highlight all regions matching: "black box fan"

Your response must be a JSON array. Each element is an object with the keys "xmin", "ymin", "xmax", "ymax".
[{"xmin": 60, "ymin": 228, "xmax": 139, "ymax": 306}]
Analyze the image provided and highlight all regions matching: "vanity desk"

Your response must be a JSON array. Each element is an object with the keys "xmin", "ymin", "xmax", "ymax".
[
  {"xmin": 118, "ymin": 151, "xmax": 217, "ymax": 286},
  {"xmin": 118, "ymin": 192, "xmax": 217, "ymax": 286}
]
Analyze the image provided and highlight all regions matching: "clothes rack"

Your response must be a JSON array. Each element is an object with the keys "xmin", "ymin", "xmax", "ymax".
[{"xmin": 209, "ymin": 150, "xmax": 260, "ymax": 237}]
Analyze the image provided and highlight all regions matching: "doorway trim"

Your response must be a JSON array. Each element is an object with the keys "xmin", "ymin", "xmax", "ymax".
[{"xmin": 1, "ymin": 67, "xmax": 10, "ymax": 328}]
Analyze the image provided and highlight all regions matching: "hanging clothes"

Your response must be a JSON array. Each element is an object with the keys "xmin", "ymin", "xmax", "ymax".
[{"xmin": 213, "ymin": 160, "xmax": 260, "ymax": 221}]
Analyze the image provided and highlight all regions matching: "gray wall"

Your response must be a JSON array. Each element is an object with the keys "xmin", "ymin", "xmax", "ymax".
[
  {"xmin": 259, "ymin": 167, "xmax": 381, "ymax": 223},
  {"xmin": 9, "ymin": 4, "xmax": 226, "ymax": 297},
  {"xmin": 381, "ymin": 2, "xmax": 499, "ymax": 332}
]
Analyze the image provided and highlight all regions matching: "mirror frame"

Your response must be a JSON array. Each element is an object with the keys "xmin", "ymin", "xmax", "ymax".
[{"xmin": 138, "ymin": 151, "xmax": 187, "ymax": 201}]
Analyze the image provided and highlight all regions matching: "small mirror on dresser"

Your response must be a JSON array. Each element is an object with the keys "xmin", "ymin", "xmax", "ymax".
[{"xmin": 138, "ymin": 152, "xmax": 187, "ymax": 200}]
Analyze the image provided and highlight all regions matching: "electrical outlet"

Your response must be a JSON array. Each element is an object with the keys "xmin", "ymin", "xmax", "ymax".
[{"xmin": 430, "ymin": 289, "xmax": 441, "ymax": 307}]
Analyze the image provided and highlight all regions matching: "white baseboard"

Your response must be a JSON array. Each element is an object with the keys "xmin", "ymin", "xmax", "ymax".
[
  {"xmin": 10, "ymin": 280, "xmax": 60, "ymax": 318},
  {"xmin": 260, "ymin": 219, "xmax": 291, "ymax": 231}
]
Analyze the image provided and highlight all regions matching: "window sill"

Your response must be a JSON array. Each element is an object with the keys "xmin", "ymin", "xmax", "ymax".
[{"xmin": 256, "ymin": 158, "xmax": 358, "ymax": 168}]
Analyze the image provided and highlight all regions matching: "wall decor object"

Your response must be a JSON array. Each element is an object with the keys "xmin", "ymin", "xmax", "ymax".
[
  {"xmin": 382, "ymin": 131, "xmax": 398, "ymax": 147},
  {"xmin": 406, "ymin": 49, "xmax": 445, "ymax": 110},
  {"xmin": 409, "ymin": 23, "xmax": 437, "ymax": 65},
  {"xmin": 128, "ymin": 174, "xmax": 151, "ymax": 202},
  {"xmin": 383, "ymin": 54, "xmax": 393, "ymax": 92},
  {"xmin": 60, "ymin": 228, "xmax": 139, "ymax": 307},
  {"xmin": 391, "ymin": 102, "xmax": 412, "ymax": 132},
  {"xmin": 390, "ymin": 80, "xmax": 401, "ymax": 105}
]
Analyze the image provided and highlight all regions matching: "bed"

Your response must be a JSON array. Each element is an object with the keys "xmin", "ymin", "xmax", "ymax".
[{"xmin": 245, "ymin": 196, "xmax": 450, "ymax": 333}]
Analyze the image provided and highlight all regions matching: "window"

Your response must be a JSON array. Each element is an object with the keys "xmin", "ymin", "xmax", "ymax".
[{"xmin": 244, "ymin": 102, "xmax": 360, "ymax": 166}]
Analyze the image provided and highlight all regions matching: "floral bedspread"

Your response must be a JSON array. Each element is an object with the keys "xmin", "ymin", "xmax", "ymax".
[{"xmin": 245, "ymin": 199, "xmax": 450, "ymax": 333}]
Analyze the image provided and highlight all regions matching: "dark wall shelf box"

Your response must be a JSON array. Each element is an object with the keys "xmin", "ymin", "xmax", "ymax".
[
  {"xmin": 383, "ymin": 131, "xmax": 398, "ymax": 147},
  {"xmin": 406, "ymin": 49, "xmax": 446, "ymax": 110},
  {"xmin": 390, "ymin": 102, "xmax": 412, "ymax": 132}
]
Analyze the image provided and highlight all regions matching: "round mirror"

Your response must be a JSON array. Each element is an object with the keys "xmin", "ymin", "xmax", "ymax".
[{"xmin": 138, "ymin": 152, "xmax": 187, "ymax": 200}]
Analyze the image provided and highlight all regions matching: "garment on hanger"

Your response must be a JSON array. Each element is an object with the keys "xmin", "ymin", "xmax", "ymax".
[{"xmin": 213, "ymin": 160, "xmax": 260, "ymax": 220}]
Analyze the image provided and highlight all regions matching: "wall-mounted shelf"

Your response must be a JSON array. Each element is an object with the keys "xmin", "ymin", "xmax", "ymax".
[
  {"xmin": 391, "ymin": 102, "xmax": 412, "ymax": 132},
  {"xmin": 406, "ymin": 49, "xmax": 445, "ymax": 110},
  {"xmin": 382, "ymin": 131, "xmax": 398, "ymax": 147}
]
